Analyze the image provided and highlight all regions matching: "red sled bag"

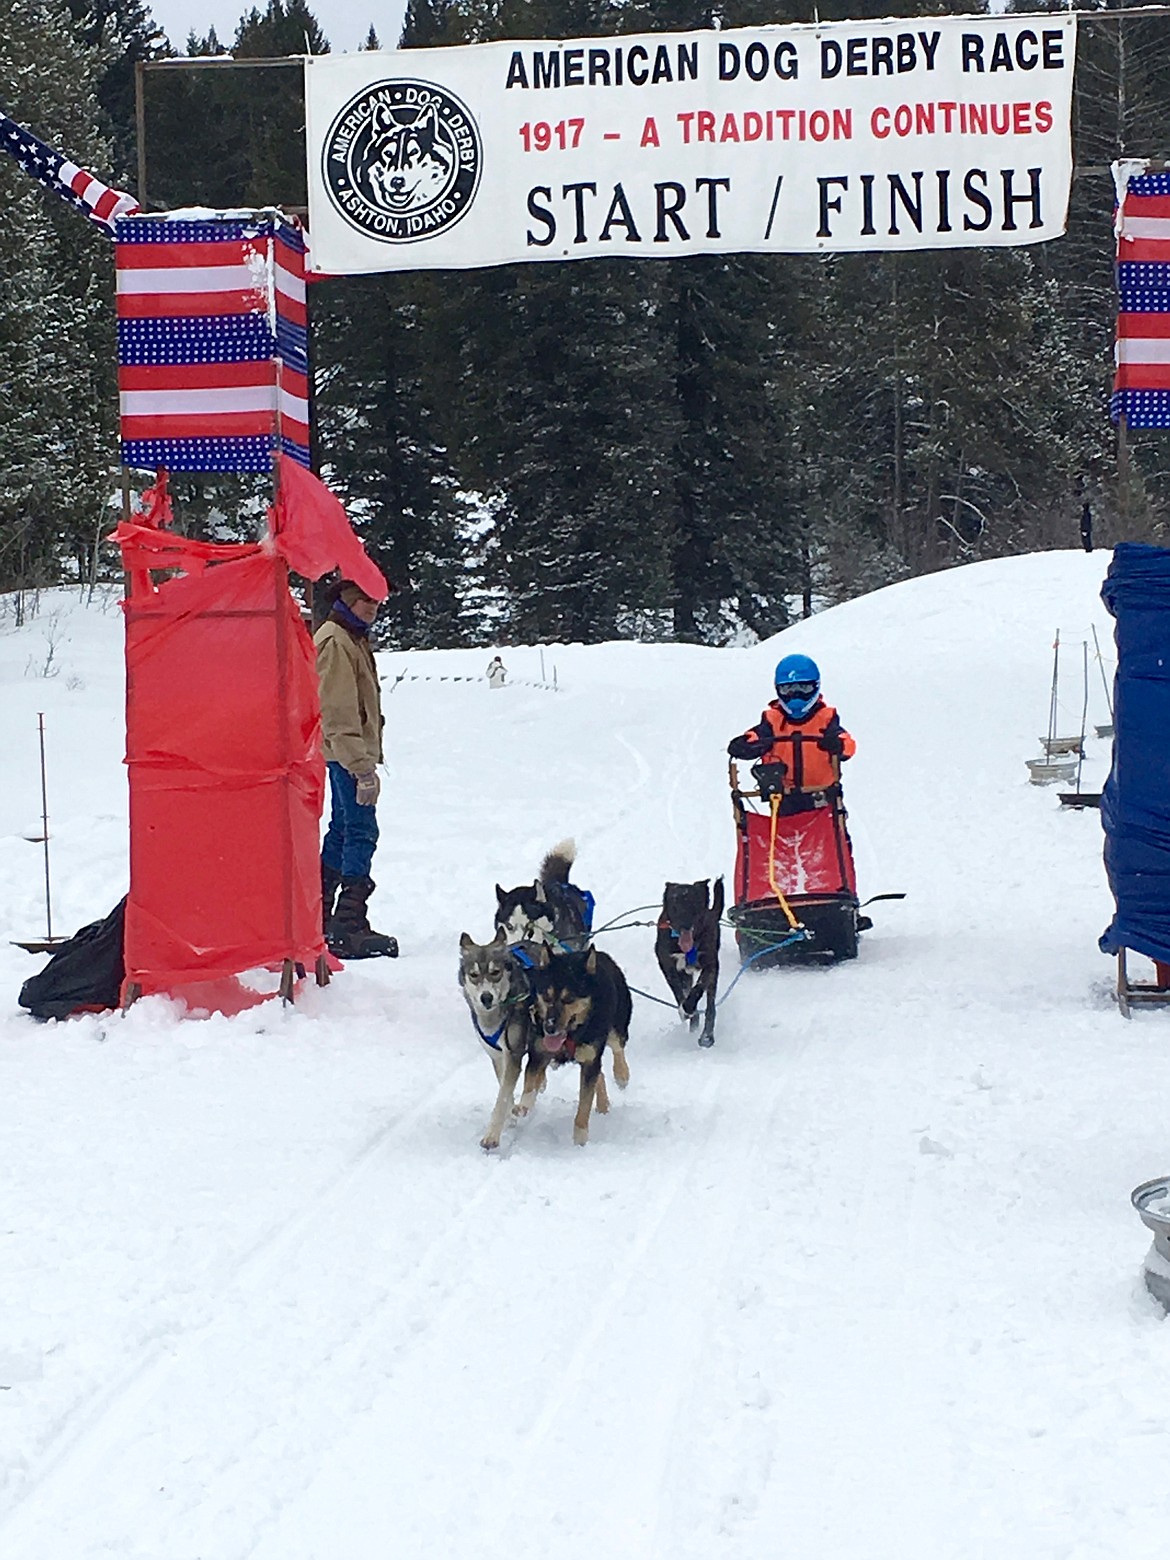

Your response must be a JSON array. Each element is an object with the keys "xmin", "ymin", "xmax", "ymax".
[
  {"xmin": 728, "ymin": 761, "xmax": 861, "ymax": 965},
  {"xmin": 734, "ymin": 803, "xmax": 856, "ymax": 905}
]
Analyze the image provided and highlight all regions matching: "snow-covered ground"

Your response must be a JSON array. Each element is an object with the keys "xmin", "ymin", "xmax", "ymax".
[{"xmin": 3, "ymin": 551, "xmax": 1169, "ymax": 1560}]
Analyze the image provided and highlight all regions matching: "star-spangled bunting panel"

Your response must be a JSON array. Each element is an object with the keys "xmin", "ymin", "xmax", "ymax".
[
  {"xmin": 115, "ymin": 214, "xmax": 311, "ymax": 474},
  {"xmin": 1113, "ymin": 168, "xmax": 1170, "ymax": 431},
  {"xmin": 0, "ymin": 108, "xmax": 139, "ymax": 233}
]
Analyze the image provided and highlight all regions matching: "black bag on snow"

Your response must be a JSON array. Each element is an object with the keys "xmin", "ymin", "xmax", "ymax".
[{"xmin": 18, "ymin": 898, "xmax": 126, "ymax": 1020}]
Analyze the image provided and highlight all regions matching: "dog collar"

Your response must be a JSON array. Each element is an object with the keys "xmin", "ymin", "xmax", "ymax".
[{"xmin": 472, "ymin": 1013, "xmax": 506, "ymax": 1050}]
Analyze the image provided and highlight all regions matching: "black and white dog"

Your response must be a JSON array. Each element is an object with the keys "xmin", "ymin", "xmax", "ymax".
[{"xmin": 494, "ymin": 840, "xmax": 593, "ymax": 953}]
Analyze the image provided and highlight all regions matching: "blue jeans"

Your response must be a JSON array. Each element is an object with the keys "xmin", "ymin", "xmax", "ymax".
[{"xmin": 321, "ymin": 761, "xmax": 380, "ymax": 879}]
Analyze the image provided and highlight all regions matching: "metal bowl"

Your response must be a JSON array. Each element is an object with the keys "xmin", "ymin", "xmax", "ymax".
[
  {"xmin": 1132, "ymin": 1177, "xmax": 1170, "ymax": 1239},
  {"xmin": 1025, "ymin": 758, "xmax": 1077, "ymax": 785},
  {"xmin": 1040, "ymin": 735, "xmax": 1084, "ymax": 757},
  {"xmin": 1132, "ymin": 1177, "xmax": 1170, "ymax": 1308}
]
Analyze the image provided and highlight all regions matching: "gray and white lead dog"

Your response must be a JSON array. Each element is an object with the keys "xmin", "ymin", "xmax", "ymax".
[{"xmin": 458, "ymin": 930, "xmax": 542, "ymax": 1151}]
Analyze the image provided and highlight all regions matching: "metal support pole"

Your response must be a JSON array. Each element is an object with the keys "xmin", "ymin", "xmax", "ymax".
[{"xmin": 37, "ymin": 713, "xmax": 52, "ymax": 942}]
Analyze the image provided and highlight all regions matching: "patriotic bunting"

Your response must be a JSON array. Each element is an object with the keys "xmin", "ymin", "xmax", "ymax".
[
  {"xmin": 115, "ymin": 213, "xmax": 311, "ymax": 473},
  {"xmin": 1112, "ymin": 166, "xmax": 1170, "ymax": 431}
]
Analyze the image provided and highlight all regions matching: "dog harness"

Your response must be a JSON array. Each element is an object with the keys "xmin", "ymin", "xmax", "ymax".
[
  {"xmin": 659, "ymin": 920, "xmax": 699, "ymax": 966},
  {"xmin": 545, "ymin": 879, "xmax": 596, "ymax": 935},
  {"xmin": 472, "ymin": 1013, "xmax": 506, "ymax": 1050}
]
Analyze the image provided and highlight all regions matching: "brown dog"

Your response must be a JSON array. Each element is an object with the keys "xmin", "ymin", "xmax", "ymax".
[{"xmin": 655, "ymin": 878, "xmax": 723, "ymax": 1048}]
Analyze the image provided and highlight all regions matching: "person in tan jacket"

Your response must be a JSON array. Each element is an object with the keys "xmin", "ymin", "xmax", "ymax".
[{"xmin": 315, "ymin": 581, "xmax": 397, "ymax": 958}]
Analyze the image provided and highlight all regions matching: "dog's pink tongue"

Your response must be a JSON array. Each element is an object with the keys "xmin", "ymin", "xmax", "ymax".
[
  {"xmin": 678, "ymin": 929, "xmax": 695, "ymax": 954},
  {"xmin": 543, "ymin": 1033, "xmax": 567, "ymax": 1054}
]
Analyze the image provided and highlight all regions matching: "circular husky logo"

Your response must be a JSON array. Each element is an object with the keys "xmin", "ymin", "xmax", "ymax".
[{"xmin": 322, "ymin": 80, "xmax": 482, "ymax": 244}]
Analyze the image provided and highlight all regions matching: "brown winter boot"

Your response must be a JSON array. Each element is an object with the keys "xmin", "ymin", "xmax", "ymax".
[{"xmin": 327, "ymin": 876, "xmax": 399, "ymax": 959}]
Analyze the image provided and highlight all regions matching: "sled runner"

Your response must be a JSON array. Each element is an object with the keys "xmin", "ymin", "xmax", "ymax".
[{"xmin": 727, "ymin": 761, "xmax": 863, "ymax": 967}]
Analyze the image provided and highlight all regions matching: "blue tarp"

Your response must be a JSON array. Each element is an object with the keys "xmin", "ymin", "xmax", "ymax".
[{"xmin": 1099, "ymin": 543, "xmax": 1170, "ymax": 964}]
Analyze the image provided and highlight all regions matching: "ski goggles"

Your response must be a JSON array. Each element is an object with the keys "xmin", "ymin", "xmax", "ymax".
[{"xmin": 776, "ymin": 681, "xmax": 818, "ymax": 699}]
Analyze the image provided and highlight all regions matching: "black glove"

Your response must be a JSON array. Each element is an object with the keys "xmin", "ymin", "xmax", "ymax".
[
  {"xmin": 817, "ymin": 732, "xmax": 844, "ymax": 757},
  {"xmin": 728, "ymin": 726, "xmax": 775, "ymax": 760}
]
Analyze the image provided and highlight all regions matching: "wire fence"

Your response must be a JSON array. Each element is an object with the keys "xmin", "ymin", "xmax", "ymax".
[{"xmin": 383, "ymin": 670, "xmax": 561, "ymax": 693}]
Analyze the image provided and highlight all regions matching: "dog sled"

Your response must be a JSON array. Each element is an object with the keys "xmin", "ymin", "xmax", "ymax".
[{"xmin": 727, "ymin": 760, "xmax": 866, "ymax": 967}]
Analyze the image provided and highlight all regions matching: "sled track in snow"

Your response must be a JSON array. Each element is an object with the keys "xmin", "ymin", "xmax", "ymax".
[
  {"xmin": 0, "ymin": 1049, "xmax": 484, "ymax": 1552},
  {"xmin": 2, "ymin": 1012, "xmax": 814, "ymax": 1560}
]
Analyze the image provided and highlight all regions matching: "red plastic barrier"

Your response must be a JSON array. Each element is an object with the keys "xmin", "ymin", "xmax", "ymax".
[
  {"xmin": 120, "ymin": 544, "xmax": 325, "ymax": 998},
  {"xmin": 734, "ymin": 804, "xmax": 857, "ymax": 907}
]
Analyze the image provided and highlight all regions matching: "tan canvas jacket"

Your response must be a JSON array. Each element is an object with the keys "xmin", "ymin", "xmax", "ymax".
[{"xmin": 314, "ymin": 619, "xmax": 383, "ymax": 774}]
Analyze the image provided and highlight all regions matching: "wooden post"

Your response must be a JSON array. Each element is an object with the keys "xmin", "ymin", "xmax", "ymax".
[
  {"xmin": 134, "ymin": 59, "xmax": 148, "ymax": 211},
  {"xmin": 279, "ymin": 959, "xmax": 296, "ymax": 1004},
  {"xmin": 273, "ymin": 558, "xmax": 298, "ymax": 1004}
]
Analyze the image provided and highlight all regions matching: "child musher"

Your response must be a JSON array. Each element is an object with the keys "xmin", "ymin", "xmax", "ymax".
[{"xmin": 727, "ymin": 654, "xmax": 855, "ymax": 813}]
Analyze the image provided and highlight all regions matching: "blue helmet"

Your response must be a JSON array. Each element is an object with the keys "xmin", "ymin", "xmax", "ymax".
[{"xmin": 773, "ymin": 653, "xmax": 821, "ymax": 720}]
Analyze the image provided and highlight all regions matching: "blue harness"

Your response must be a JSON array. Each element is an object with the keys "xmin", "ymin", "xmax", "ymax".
[
  {"xmin": 510, "ymin": 881, "xmax": 596, "ymax": 965},
  {"xmin": 472, "ymin": 1012, "xmax": 506, "ymax": 1050},
  {"xmin": 545, "ymin": 879, "xmax": 595, "ymax": 936},
  {"xmin": 669, "ymin": 928, "xmax": 699, "ymax": 967}
]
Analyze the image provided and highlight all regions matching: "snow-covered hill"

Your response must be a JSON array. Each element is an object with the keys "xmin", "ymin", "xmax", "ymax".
[{"xmin": 3, "ymin": 551, "xmax": 1169, "ymax": 1560}]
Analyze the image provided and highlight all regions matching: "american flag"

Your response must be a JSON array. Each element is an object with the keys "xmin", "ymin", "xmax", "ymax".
[
  {"xmin": 116, "ymin": 214, "xmax": 311, "ymax": 473},
  {"xmin": 0, "ymin": 110, "xmax": 139, "ymax": 233},
  {"xmin": 1112, "ymin": 168, "xmax": 1170, "ymax": 431}
]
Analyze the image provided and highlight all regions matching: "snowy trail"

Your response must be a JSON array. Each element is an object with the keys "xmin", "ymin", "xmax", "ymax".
[{"xmin": 5, "ymin": 554, "xmax": 1170, "ymax": 1558}]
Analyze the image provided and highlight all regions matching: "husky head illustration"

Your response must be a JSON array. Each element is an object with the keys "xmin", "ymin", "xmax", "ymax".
[{"xmin": 362, "ymin": 101, "xmax": 456, "ymax": 214}]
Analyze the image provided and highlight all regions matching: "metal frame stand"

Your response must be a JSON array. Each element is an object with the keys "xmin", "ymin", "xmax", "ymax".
[{"xmin": 1117, "ymin": 949, "xmax": 1170, "ymax": 1018}]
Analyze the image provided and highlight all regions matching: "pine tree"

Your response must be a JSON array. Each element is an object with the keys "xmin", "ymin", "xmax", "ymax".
[
  {"xmin": 144, "ymin": 0, "xmax": 324, "ymax": 210},
  {"xmin": 61, "ymin": 0, "xmax": 169, "ymax": 185},
  {"xmin": 0, "ymin": 0, "xmax": 120, "ymax": 591},
  {"xmin": 312, "ymin": 271, "xmax": 477, "ymax": 648}
]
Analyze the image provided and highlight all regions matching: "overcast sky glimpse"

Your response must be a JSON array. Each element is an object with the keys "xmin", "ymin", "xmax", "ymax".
[{"xmin": 148, "ymin": 0, "xmax": 408, "ymax": 53}]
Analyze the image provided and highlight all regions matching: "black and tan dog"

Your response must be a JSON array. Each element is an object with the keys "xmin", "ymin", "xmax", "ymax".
[
  {"xmin": 655, "ymin": 878, "xmax": 723, "ymax": 1048},
  {"xmin": 525, "ymin": 945, "xmax": 632, "ymax": 1146}
]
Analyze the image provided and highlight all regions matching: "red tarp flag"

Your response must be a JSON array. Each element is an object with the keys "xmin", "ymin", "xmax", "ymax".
[
  {"xmin": 114, "ymin": 526, "xmax": 326, "ymax": 1002},
  {"xmin": 269, "ymin": 454, "xmax": 389, "ymax": 600}
]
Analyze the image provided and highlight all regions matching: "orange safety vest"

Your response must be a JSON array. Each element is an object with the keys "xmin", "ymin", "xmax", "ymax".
[{"xmin": 752, "ymin": 701, "xmax": 855, "ymax": 793}]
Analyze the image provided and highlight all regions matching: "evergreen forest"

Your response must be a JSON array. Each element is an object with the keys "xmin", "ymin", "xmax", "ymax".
[{"xmin": 2, "ymin": 0, "xmax": 1169, "ymax": 646}]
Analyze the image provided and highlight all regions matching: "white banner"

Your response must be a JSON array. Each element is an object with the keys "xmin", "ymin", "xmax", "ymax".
[{"xmin": 304, "ymin": 12, "xmax": 1077, "ymax": 275}]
